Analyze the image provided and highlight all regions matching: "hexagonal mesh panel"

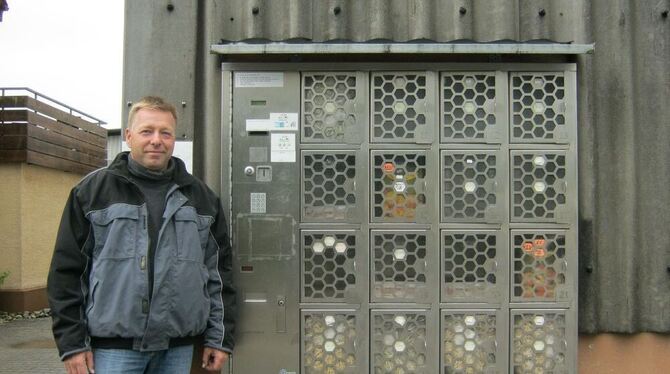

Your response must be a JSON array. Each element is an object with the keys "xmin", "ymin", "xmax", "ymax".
[
  {"xmin": 512, "ymin": 232, "xmax": 568, "ymax": 302},
  {"xmin": 303, "ymin": 73, "xmax": 358, "ymax": 142},
  {"xmin": 442, "ymin": 73, "xmax": 497, "ymax": 141},
  {"xmin": 371, "ymin": 231, "xmax": 428, "ymax": 302},
  {"xmin": 303, "ymin": 312, "xmax": 359, "ymax": 373},
  {"xmin": 371, "ymin": 72, "xmax": 428, "ymax": 141},
  {"xmin": 512, "ymin": 312, "xmax": 567, "ymax": 373},
  {"xmin": 442, "ymin": 232, "xmax": 499, "ymax": 303},
  {"xmin": 372, "ymin": 312, "xmax": 428, "ymax": 373},
  {"xmin": 372, "ymin": 152, "xmax": 427, "ymax": 222},
  {"xmin": 302, "ymin": 232, "xmax": 356, "ymax": 301},
  {"xmin": 303, "ymin": 152, "xmax": 357, "ymax": 221},
  {"xmin": 512, "ymin": 152, "xmax": 567, "ymax": 221},
  {"xmin": 443, "ymin": 312, "xmax": 497, "ymax": 373},
  {"xmin": 511, "ymin": 73, "xmax": 566, "ymax": 142},
  {"xmin": 442, "ymin": 151, "xmax": 499, "ymax": 222}
]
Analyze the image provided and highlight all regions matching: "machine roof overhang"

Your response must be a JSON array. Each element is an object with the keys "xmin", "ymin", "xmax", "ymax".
[{"xmin": 211, "ymin": 42, "xmax": 594, "ymax": 55}]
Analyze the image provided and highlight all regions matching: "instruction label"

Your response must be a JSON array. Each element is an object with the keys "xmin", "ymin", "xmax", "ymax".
[
  {"xmin": 271, "ymin": 133, "xmax": 296, "ymax": 162},
  {"xmin": 235, "ymin": 72, "xmax": 284, "ymax": 88}
]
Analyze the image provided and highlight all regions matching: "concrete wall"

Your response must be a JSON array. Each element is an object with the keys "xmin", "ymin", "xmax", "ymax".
[{"xmin": 0, "ymin": 163, "xmax": 82, "ymax": 311}]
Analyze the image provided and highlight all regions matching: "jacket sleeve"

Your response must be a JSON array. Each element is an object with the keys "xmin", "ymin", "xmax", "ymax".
[
  {"xmin": 203, "ymin": 198, "xmax": 237, "ymax": 353},
  {"xmin": 47, "ymin": 187, "xmax": 92, "ymax": 360}
]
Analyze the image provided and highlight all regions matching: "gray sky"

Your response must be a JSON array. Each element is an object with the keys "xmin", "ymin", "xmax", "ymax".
[{"xmin": 0, "ymin": 0, "xmax": 124, "ymax": 128}]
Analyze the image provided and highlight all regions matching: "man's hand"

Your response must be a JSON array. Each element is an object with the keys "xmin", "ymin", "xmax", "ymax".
[
  {"xmin": 201, "ymin": 347, "xmax": 229, "ymax": 371},
  {"xmin": 64, "ymin": 351, "xmax": 94, "ymax": 374}
]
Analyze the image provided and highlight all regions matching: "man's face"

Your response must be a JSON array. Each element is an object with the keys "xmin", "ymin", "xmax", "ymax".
[{"xmin": 125, "ymin": 108, "xmax": 176, "ymax": 170}]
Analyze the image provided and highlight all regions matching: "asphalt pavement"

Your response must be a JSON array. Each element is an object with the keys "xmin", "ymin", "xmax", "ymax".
[{"xmin": 0, "ymin": 317, "xmax": 65, "ymax": 373}]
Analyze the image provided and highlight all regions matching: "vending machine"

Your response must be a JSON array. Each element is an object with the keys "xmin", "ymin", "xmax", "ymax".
[{"xmin": 221, "ymin": 62, "xmax": 578, "ymax": 374}]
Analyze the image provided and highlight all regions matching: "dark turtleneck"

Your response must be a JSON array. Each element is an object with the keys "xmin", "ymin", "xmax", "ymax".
[{"xmin": 127, "ymin": 156, "xmax": 175, "ymax": 300}]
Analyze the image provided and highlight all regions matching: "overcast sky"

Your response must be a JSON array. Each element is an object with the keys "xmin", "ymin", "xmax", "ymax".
[{"xmin": 0, "ymin": 1, "xmax": 124, "ymax": 128}]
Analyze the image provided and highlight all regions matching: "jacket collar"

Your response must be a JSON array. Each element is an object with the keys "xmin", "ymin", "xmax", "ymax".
[{"xmin": 108, "ymin": 152, "xmax": 196, "ymax": 187}]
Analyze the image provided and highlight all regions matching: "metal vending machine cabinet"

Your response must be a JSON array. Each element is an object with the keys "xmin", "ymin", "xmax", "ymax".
[{"xmin": 222, "ymin": 63, "xmax": 578, "ymax": 374}]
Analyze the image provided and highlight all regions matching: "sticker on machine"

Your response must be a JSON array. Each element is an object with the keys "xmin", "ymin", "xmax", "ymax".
[
  {"xmin": 270, "ymin": 133, "xmax": 296, "ymax": 162},
  {"xmin": 269, "ymin": 112, "xmax": 298, "ymax": 131},
  {"xmin": 235, "ymin": 72, "xmax": 284, "ymax": 88}
]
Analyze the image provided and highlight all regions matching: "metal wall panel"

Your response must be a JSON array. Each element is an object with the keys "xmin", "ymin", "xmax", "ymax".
[
  {"xmin": 577, "ymin": 0, "xmax": 670, "ymax": 334},
  {"xmin": 122, "ymin": 1, "xmax": 197, "ymax": 138},
  {"xmin": 219, "ymin": 0, "xmax": 588, "ymax": 42}
]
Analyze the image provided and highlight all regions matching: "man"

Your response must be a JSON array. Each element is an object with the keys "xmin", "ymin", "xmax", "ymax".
[{"xmin": 47, "ymin": 96, "xmax": 236, "ymax": 374}]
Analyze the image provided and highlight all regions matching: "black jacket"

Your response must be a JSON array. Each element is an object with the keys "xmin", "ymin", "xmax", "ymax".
[{"xmin": 47, "ymin": 152, "xmax": 236, "ymax": 359}]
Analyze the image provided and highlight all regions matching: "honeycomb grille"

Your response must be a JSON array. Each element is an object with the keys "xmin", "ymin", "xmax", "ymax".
[
  {"xmin": 303, "ymin": 152, "xmax": 357, "ymax": 221},
  {"xmin": 372, "ymin": 151, "xmax": 428, "ymax": 222},
  {"xmin": 302, "ymin": 232, "xmax": 356, "ymax": 301},
  {"xmin": 372, "ymin": 72, "xmax": 428, "ymax": 141},
  {"xmin": 303, "ymin": 73, "xmax": 358, "ymax": 142},
  {"xmin": 371, "ymin": 312, "xmax": 428, "ymax": 373},
  {"xmin": 512, "ymin": 152, "xmax": 567, "ymax": 221},
  {"xmin": 442, "ymin": 151, "xmax": 499, "ymax": 222},
  {"xmin": 371, "ymin": 231, "xmax": 428, "ymax": 302},
  {"xmin": 512, "ymin": 312, "xmax": 567, "ymax": 373},
  {"xmin": 511, "ymin": 73, "xmax": 566, "ymax": 142},
  {"xmin": 512, "ymin": 232, "xmax": 568, "ymax": 302},
  {"xmin": 443, "ymin": 312, "xmax": 498, "ymax": 373},
  {"xmin": 442, "ymin": 231, "xmax": 500, "ymax": 303},
  {"xmin": 303, "ymin": 312, "xmax": 359, "ymax": 373},
  {"xmin": 442, "ymin": 73, "xmax": 497, "ymax": 141}
]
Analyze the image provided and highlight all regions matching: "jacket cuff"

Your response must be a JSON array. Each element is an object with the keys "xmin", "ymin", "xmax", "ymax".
[
  {"xmin": 203, "ymin": 343, "xmax": 233, "ymax": 354},
  {"xmin": 60, "ymin": 346, "xmax": 91, "ymax": 361}
]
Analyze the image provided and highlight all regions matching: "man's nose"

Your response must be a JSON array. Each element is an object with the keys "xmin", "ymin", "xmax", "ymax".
[{"xmin": 149, "ymin": 131, "xmax": 162, "ymax": 144}]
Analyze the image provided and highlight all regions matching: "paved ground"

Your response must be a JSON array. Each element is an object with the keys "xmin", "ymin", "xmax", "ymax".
[{"xmin": 0, "ymin": 317, "xmax": 65, "ymax": 373}]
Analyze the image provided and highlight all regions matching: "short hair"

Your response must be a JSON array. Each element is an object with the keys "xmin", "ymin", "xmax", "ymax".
[{"xmin": 127, "ymin": 96, "xmax": 177, "ymax": 129}]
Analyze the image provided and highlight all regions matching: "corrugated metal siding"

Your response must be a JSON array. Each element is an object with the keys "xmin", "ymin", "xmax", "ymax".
[
  {"xmin": 220, "ymin": 0, "xmax": 589, "ymax": 43},
  {"xmin": 216, "ymin": 0, "xmax": 670, "ymax": 333},
  {"xmin": 123, "ymin": 0, "xmax": 670, "ymax": 333},
  {"xmin": 577, "ymin": 0, "xmax": 670, "ymax": 334}
]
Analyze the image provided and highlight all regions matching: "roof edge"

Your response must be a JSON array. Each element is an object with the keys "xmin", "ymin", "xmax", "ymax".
[{"xmin": 211, "ymin": 42, "xmax": 594, "ymax": 55}]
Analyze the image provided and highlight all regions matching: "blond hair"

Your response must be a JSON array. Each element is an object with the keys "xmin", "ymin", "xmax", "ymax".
[{"xmin": 127, "ymin": 96, "xmax": 177, "ymax": 129}]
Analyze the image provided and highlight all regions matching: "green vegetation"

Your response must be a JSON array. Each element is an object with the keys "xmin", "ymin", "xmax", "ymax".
[{"xmin": 0, "ymin": 271, "xmax": 9, "ymax": 287}]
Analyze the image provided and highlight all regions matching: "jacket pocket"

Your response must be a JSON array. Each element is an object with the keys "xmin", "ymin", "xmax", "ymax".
[
  {"xmin": 174, "ymin": 207, "xmax": 212, "ymax": 261},
  {"xmin": 88, "ymin": 204, "xmax": 141, "ymax": 259},
  {"xmin": 167, "ymin": 262, "xmax": 210, "ymax": 336},
  {"xmin": 86, "ymin": 259, "xmax": 145, "ymax": 337}
]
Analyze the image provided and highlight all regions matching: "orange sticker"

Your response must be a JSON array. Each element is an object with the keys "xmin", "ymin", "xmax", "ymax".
[
  {"xmin": 534, "ymin": 238, "xmax": 546, "ymax": 247},
  {"xmin": 383, "ymin": 162, "xmax": 395, "ymax": 173},
  {"xmin": 522, "ymin": 242, "xmax": 534, "ymax": 252}
]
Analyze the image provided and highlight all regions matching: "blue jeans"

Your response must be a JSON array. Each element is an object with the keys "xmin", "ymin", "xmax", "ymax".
[{"xmin": 93, "ymin": 345, "xmax": 193, "ymax": 374}]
